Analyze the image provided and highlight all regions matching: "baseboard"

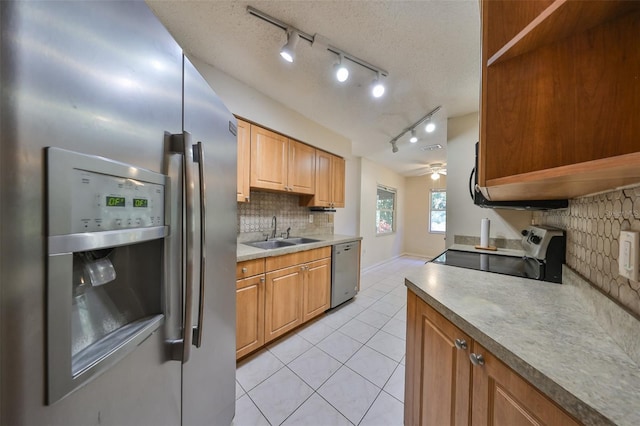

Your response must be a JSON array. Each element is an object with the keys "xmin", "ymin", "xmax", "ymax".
[
  {"xmin": 401, "ymin": 252, "xmax": 434, "ymax": 261},
  {"xmin": 361, "ymin": 254, "xmax": 403, "ymax": 274}
]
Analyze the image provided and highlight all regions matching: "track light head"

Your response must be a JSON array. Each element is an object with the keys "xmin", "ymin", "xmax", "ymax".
[
  {"xmin": 391, "ymin": 141, "xmax": 398, "ymax": 153},
  {"xmin": 372, "ymin": 71, "xmax": 385, "ymax": 98},
  {"xmin": 425, "ymin": 119, "xmax": 436, "ymax": 133},
  {"xmin": 409, "ymin": 129, "xmax": 418, "ymax": 143},
  {"xmin": 335, "ymin": 54, "xmax": 349, "ymax": 82},
  {"xmin": 280, "ymin": 30, "xmax": 299, "ymax": 63}
]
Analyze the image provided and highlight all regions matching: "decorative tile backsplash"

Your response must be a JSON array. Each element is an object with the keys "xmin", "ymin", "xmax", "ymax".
[
  {"xmin": 534, "ymin": 185, "xmax": 640, "ymax": 318},
  {"xmin": 237, "ymin": 191, "xmax": 333, "ymax": 242},
  {"xmin": 453, "ymin": 235, "xmax": 522, "ymax": 250}
]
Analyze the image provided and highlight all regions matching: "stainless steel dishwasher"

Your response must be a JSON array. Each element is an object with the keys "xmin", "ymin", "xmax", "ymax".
[{"xmin": 331, "ymin": 241, "xmax": 359, "ymax": 308}]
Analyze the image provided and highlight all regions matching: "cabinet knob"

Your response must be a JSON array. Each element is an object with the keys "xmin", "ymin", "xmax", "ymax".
[
  {"xmin": 241, "ymin": 267, "xmax": 247, "ymax": 273},
  {"xmin": 454, "ymin": 338, "xmax": 468, "ymax": 350},
  {"xmin": 245, "ymin": 196, "xmax": 250, "ymax": 201},
  {"xmin": 260, "ymin": 277, "xmax": 265, "ymax": 283},
  {"xmin": 469, "ymin": 353, "xmax": 485, "ymax": 366}
]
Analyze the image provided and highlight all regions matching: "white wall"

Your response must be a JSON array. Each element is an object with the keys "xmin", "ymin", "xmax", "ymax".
[
  {"xmin": 404, "ymin": 174, "xmax": 447, "ymax": 258},
  {"xmin": 360, "ymin": 158, "xmax": 405, "ymax": 269},
  {"xmin": 446, "ymin": 113, "xmax": 532, "ymax": 245},
  {"xmin": 188, "ymin": 55, "xmax": 360, "ymax": 235}
]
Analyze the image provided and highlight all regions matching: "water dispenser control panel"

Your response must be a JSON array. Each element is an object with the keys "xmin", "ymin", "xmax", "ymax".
[{"xmin": 70, "ymin": 169, "xmax": 165, "ymax": 233}]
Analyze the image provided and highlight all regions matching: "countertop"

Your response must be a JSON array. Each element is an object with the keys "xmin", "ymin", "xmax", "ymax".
[
  {"xmin": 447, "ymin": 243, "xmax": 525, "ymax": 258},
  {"xmin": 405, "ymin": 262, "xmax": 640, "ymax": 426},
  {"xmin": 237, "ymin": 234, "xmax": 362, "ymax": 262}
]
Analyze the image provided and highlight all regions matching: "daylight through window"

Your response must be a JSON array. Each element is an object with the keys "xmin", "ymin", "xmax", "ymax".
[
  {"xmin": 376, "ymin": 185, "xmax": 396, "ymax": 235},
  {"xmin": 430, "ymin": 189, "xmax": 446, "ymax": 233}
]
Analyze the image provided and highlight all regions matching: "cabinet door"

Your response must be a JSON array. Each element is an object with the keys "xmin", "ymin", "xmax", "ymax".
[
  {"xmin": 236, "ymin": 275, "xmax": 265, "ymax": 359},
  {"xmin": 331, "ymin": 155, "xmax": 346, "ymax": 208},
  {"xmin": 288, "ymin": 139, "xmax": 316, "ymax": 194},
  {"xmin": 471, "ymin": 341, "xmax": 580, "ymax": 426},
  {"xmin": 236, "ymin": 119, "xmax": 251, "ymax": 202},
  {"xmin": 250, "ymin": 125, "xmax": 288, "ymax": 191},
  {"xmin": 264, "ymin": 265, "xmax": 303, "ymax": 343},
  {"xmin": 312, "ymin": 150, "xmax": 332, "ymax": 207},
  {"xmin": 302, "ymin": 258, "xmax": 331, "ymax": 322},
  {"xmin": 405, "ymin": 291, "xmax": 472, "ymax": 426}
]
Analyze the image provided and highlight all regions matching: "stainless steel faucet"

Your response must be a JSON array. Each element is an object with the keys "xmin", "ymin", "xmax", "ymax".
[{"xmin": 271, "ymin": 215, "xmax": 277, "ymax": 239}]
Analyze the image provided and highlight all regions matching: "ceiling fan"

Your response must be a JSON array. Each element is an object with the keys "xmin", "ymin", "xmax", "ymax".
[{"xmin": 423, "ymin": 162, "xmax": 447, "ymax": 180}]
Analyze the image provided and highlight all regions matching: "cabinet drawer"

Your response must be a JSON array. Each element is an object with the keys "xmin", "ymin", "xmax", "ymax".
[
  {"xmin": 266, "ymin": 246, "xmax": 331, "ymax": 272},
  {"xmin": 236, "ymin": 258, "xmax": 265, "ymax": 279}
]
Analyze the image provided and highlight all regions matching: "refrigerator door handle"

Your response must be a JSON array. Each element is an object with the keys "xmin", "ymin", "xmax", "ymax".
[
  {"xmin": 192, "ymin": 141, "xmax": 206, "ymax": 348},
  {"xmin": 167, "ymin": 132, "xmax": 195, "ymax": 363}
]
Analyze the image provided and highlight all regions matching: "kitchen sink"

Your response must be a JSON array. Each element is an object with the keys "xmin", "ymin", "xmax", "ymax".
[
  {"xmin": 285, "ymin": 237, "xmax": 321, "ymax": 245},
  {"xmin": 245, "ymin": 240, "xmax": 296, "ymax": 250}
]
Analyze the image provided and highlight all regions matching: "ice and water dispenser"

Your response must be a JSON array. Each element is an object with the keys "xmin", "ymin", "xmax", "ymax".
[{"xmin": 46, "ymin": 148, "xmax": 169, "ymax": 403}]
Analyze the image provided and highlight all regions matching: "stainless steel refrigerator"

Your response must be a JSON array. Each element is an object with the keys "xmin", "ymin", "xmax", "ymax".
[{"xmin": 0, "ymin": 1, "xmax": 236, "ymax": 424}]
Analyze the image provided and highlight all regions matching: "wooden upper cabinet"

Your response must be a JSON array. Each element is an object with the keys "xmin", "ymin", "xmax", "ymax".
[
  {"xmin": 301, "ymin": 150, "xmax": 345, "ymax": 208},
  {"xmin": 288, "ymin": 139, "xmax": 316, "ymax": 194},
  {"xmin": 250, "ymin": 125, "xmax": 288, "ymax": 192},
  {"xmin": 236, "ymin": 119, "xmax": 251, "ymax": 202},
  {"xmin": 479, "ymin": 0, "xmax": 640, "ymax": 201},
  {"xmin": 331, "ymin": 155, "xmax": 345, "ymax": 208}
]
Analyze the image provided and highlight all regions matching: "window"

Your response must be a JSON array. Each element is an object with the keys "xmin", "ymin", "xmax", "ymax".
[
  {"xmin": 376, "ymin": 185, "xmax": 396, "ymax": 235},
  {"xmin": 430, "ymin": 189, "xmax": 446, "ymax": 233}
]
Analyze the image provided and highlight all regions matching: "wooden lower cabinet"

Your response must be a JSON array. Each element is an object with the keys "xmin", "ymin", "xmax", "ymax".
[
  {"xmin": 302, "ymin": 258, "xmax": 331, "ymax": 323},
  {"xmin": 264, "ymin": 265, "xmax": 304, "ymax": 343},
  {"xmin": 237, "ymin": 248, "xmax": 332, "ymax": 357},
  {"xmin": 471, "ymin": 341, "xmax": 580, "ymax": 426},
  {"xmin": 236, "ymin": 274, "xmax": 265, "ymax": 359},
  {"xmin": 405, "ymin": 290, "xmax": 471, "ymax": 426},
  {"xmin": 405, "ymin": 290, "xmax": 581, "ymax": 426}
]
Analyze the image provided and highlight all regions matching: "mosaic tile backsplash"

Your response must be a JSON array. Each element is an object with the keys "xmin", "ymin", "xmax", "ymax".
[
  {"xmin": 237, "ymin": 191, "xmax": 333, "ymax": 242},
  {"xmin": 534, "ymin": 185, "xmax": 640, "ymax": 318}
]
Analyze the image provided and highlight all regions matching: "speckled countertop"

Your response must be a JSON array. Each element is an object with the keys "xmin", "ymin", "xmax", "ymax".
[
  {"xmin": 237, "ymin": 234, "xmax": 362, "ymax": 262},
  {"xmin": 405, "ymin": 262, "xmax": 640, "ymax": 426}
]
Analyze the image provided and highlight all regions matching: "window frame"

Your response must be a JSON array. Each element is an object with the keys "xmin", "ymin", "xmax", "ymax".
[
  {"xmin": 376, "ymin": 184, "xmax": 396, "ymax": 236},
  {"xmin": 429, "ymin": 188, "xmax": 446, "ymax": 234}
]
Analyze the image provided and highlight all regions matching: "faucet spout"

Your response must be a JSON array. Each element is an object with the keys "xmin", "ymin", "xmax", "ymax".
[{"xmin": 271, "ymin": 216, "xmax": 277, "ymax": 239}]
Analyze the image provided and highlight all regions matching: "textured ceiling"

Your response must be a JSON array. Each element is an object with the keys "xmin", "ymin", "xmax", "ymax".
[{"xmin": 147, "ymin": 0, "xmax": 480, "ymax": 176}]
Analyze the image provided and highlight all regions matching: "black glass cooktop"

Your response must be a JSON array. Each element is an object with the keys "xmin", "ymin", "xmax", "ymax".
[{"xmin": 431, "ymin": 249, "xmax": 542, "ymax": 280}]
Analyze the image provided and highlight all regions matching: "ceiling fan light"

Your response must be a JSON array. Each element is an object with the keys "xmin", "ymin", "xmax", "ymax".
[
  {"xmin": 280, "ymin": 30, "xmax": 299, "ymax": 63},
  {"xmin": 431, "ymin": 171, "xmax": 440, "ymax": 180}
]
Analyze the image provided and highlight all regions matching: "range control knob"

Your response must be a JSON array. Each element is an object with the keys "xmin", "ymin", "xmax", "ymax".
[
  {"xmin": 521, "ymin": 229, "xmax": 529, "ymax": 236},
  {"xmin": 530, "ymin": 235, "xmax": 542, "ymax": 244}
]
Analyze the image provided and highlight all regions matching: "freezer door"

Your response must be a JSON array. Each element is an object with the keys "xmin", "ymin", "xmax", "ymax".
[
  {"xmin": 1, "ymin": 1, "xmax": 182, "ymax": 424},
  {"xmin": 180, "ymin": 56, "xmax": 237, "ymax": 426}
]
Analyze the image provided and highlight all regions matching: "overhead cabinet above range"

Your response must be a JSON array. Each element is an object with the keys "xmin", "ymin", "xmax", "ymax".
[{"xmin": 478, "ymin": 0, "xmax": 640, "ymax": 201}]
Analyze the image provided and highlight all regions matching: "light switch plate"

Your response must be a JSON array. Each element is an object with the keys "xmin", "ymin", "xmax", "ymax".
[{"xmin": 619, "ymin": 231, "xmax": 639, "ymax": 281}]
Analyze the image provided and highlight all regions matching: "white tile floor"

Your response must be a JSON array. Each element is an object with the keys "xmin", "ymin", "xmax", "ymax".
[{"xmin": 234, "ymin": 256, "xmax": 428, "ymax": 426}]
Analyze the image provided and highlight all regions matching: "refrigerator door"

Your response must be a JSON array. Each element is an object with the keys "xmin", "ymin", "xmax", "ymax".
[
  {"xmin": 180, "ymin": 56, "xmax": 237, "ymax": 426},
  {"xmin": 1, "ymin": 1, "xmax": 182, "ymax": 424}
]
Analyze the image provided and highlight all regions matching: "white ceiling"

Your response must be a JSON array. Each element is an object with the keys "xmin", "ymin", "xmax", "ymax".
[{"xmin": 147, "ymin": 0, "xmax": 481, "ymax": 176}]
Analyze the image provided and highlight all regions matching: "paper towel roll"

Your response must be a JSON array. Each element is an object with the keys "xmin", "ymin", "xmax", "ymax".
[{"xmin": 480, "ymin": 218, "xmax": 490, "ymax": 248}]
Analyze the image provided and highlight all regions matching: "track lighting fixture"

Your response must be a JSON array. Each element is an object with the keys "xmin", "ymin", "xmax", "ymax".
[
  {"xmin": 247, "ymin": 6, "xmax": 388, "ymax": 95},
  {"xmin": 425, "ymin": 118, "xmax": 436, "ymax": 133},
  {"xmin": 387, "ymin": 106, "xmax": 442, "ymax": 153},
  {"xmin": 280, "ymin": 30, "xmax": 299, "ymax": 63},
  {"xmin": 409, "ymin": 129, "xmax": 418, "ymax": 143},
  {"xmin": 391, "ymin": 141, "xmax": 398, "ymax": 153},
  {"xmin": 335, "ymin": 53, "xmax": 349, "ymax": 82},
  {"xmin": 372, "ymin": 72, "xmax": 385, "ymax": 98}
]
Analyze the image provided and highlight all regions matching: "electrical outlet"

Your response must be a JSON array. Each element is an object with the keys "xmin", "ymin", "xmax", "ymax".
[
  {"xmin": 619, "ymin": 231, "xmax": 639, "ymax": 281},
  {"xmin": 309, "ymin": 214, "xmax": 313, "ymax": 223}
]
